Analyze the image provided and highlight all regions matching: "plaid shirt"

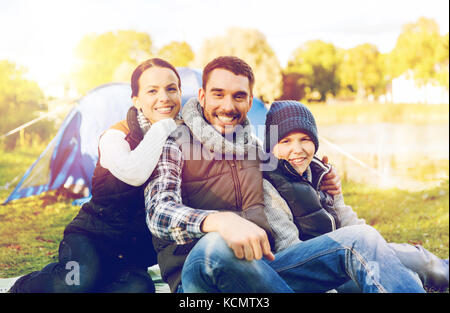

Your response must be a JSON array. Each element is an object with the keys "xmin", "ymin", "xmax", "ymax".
[{"xmin": 144, "ymin": 137, "xmax": 215, "ymax": 245}]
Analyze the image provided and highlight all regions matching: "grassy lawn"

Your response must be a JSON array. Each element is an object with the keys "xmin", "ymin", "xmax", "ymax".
[
  {"xmin": 0, "ymin": 143, "xmax": 448, "ymax": 292},
  {"xmin": 344, "ymin": 181, "xmax": 449, "ymax": 259},
  {"xmin": 0, "ymin": 145, "xmax": 80, "ymax": 277}
]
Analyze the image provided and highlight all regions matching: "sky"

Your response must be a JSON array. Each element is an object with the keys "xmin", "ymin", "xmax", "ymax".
[{"xmin": 0, "ymin": 0, "xmax": 448, "ymax": 96}]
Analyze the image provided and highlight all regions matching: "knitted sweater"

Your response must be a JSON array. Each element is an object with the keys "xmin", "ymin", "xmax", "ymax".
[{"xmin": 98, "ymin": 111, "xmax": 177, "ymax": 186}]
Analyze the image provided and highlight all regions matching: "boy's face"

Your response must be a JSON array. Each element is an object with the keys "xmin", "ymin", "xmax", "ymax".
[{"xmin": 272, "ymin": 130, "xmax": 315, "ymax": 175}]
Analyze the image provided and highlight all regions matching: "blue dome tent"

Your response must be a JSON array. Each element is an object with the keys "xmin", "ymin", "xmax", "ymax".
[{"xmin": 4, "ymin": 68, "xmax": 268, "ymax": 204}]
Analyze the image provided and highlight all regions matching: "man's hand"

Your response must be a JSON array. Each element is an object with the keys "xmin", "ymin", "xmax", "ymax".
[
  {"xmin": 320, "ymin": 156, "xmax": 342, "ymax": 196},
  {"xmin": 202, "ymin": 212, "xmax": 275, "ymax": 262}
]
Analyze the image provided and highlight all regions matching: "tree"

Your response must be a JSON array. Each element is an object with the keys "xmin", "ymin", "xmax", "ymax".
[
  {"xmin": 277, "ymin": 72, "xmax": 307, "ymax": 101},
  {"xmin": 0, "ymin": 60, "xmax": 50, "ymax": 149},
  {"xmin": 435, "ymin": 32, "xmax": 449, "ymax": 89},
  {"xmin": 72, "ymin": 30, "xmax": 152, "ymax": 94},
  {"xmin": 286, "ymin": 40, "xmax": 340, "ymax": 102},
  {"xmin": 389, "ymin": 17, "xmax": 448, "ymax": 87},
  {"xmin": 193, "ymin": 28, "xmax": 282, "ymax": 103},
  {"xmin": 338, "ymin": 43, "xmax": 386, "ymax": 100},
  {"xmin": 157, "ymin": 41, "xmax": 194, "ymax": 67}
]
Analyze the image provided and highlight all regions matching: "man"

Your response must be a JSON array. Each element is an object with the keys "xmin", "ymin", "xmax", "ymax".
[{"xmin": 145, "ymin": 56, "xmax": 425, "ymax": 293}]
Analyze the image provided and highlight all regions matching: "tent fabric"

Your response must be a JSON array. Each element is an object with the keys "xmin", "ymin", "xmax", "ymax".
[
  {"xmin": 4, "ymin": 68, "xmax": 268, "ymax": 204},
  {"xmin": 4, "ymin": 83, "xmax": 132, "ymax": 204}
]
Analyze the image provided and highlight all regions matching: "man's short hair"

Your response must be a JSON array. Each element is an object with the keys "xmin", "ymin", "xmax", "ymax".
[{"xmin": 202, "ymin": 56, "xmax": 255, "ymax": 95}]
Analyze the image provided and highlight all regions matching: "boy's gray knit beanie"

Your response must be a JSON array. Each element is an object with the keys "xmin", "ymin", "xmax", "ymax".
[{"xmin": 264, "ymin": 100, "xmax": 319, "ymax": 153}]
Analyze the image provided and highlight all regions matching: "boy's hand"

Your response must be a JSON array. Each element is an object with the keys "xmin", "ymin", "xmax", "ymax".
[
  {"xmin": 320, "ymin": 156, "xmax": 342, "ymax": 196},
  {"xmin": 202, "ymin": 212, "xmax": 275, "ymax": 262}
]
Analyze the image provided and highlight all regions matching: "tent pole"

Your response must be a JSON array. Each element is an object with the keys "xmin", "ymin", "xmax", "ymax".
[{"xmin": 1, "ymin": 105, "xmax": 70, "ymax": 139}]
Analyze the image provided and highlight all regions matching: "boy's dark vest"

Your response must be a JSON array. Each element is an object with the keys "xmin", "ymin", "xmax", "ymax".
[
  {"xmin": 263, "ymin": 157, "xmax": 340, "ymax": 241},
  {"xmin": 153, "ymin": 132, "xmax": 275, "ymax": 292},
  {"xmin": 64, "ymin": 107, "xmax": 157, "ymax": 268}
]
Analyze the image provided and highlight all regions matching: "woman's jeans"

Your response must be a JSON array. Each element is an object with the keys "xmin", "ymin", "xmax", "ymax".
[
  {"xmin": 181, "ymin": 225, "xmax": 426, "ymax": 293},
  {"xmin": 9, "ymin": 233, "xmax": 155, "ymax": 293}
]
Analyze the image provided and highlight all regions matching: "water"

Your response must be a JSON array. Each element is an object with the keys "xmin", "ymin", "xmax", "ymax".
[{"xmin": 316, "ymin": 123, "xmax": 449, "ymax": 190}]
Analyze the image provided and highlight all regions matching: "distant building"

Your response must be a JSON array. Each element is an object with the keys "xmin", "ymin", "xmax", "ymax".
[{"xmin": 390, "ymin": 72, "xmax": 449, "ymax": 104}]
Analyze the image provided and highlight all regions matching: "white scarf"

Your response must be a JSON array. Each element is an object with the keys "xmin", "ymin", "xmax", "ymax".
[{"xmin": 137, "ymin": 110, "xmax": 151, "ymax": 135}]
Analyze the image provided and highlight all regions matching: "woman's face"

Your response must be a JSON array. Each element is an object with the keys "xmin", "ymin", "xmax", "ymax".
[{"xmin": 132, "ymin": 66, "xmax": 181, "ymax": 124}]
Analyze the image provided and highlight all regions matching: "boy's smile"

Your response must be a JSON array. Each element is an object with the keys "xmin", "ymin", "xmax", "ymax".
[{"xmin": 289, "ymin": 156, "xmax": 308, "ymax": 167}]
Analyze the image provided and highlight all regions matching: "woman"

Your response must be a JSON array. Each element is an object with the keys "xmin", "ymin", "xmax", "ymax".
[{"xmin": 10, "ymin": 58, "xmax": 182, "ymax": 293}]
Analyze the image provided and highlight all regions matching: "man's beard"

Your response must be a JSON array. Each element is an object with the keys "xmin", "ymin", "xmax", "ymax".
[{"xmin": 201, "ymin": 102, "xmax": 243, "ymax": 135}]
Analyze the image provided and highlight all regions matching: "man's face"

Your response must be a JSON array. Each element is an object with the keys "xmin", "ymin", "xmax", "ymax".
[{"xmin": 199, "ymin": 68, "xmax": 253, "ymax": 134}]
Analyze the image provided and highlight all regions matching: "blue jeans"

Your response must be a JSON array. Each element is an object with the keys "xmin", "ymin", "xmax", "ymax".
[
  {"xmin": 335, "ymin": 242, "xmax": 450, "ymax": 292},
  {"xmin": 180, "ymin": 225, "xmax": 425, "ymax": 293}
]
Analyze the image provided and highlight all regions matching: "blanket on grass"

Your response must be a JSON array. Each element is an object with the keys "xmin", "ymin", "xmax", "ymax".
[{"xmin": 0, "ymin": 264, "xmax": 170, "ymax": 293}]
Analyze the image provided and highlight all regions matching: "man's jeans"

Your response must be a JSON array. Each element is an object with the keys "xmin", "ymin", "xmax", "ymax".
[{"xmin": 180, "ymin": 225, "xmax": 425, "ymax": 293}]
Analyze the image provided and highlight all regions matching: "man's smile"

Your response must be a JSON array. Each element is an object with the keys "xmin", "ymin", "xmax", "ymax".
[{"xmin": 216, "ymin": 114, "xmax": 239, "ymax": 125}]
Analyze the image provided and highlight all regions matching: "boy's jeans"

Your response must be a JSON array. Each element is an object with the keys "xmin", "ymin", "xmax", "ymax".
[{"xmin": 181, "ymin": 225, "xmax": 425, "ymax": 293}]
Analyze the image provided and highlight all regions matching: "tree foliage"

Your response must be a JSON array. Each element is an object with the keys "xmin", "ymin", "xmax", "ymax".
[
  {"xmin": 0, "ymin": 60, "xmax": 51, "ymax": 149},
  {"xmin": 338, "ymin": 43, "xmax": 386, "ymax": 99},
  {"xmin": 194, "ymin": 28, "xmax": 282, "ymax": 103},
  {"xmin": 157, "ymin": 41, "xmax": 194, "ymax": 67},
  {"xmin": 277, "ymin": 72, "xmax": 307, "ymax": 101},
  {"xmin": 435, "ymin": 32, "xmax": 449, "ymax": 88},
  {"xmin": 72, "ymin": 30, "xmax": 152, "ymax": 95},
  {"xmin": 389, "ymin": 17, "xmax": 448, "ymax": 88},
  {"xmin": 283, "ymin": 17, "xmax": 448, "ymax": 101},
  {"xmin": 286, "ymin": 40, "xmax": 340, "ymax": 101}
]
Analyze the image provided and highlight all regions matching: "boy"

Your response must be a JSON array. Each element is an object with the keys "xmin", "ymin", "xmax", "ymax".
[{"xmin": 263, "ymin": 100, "xmax": 449, "ymax": 291}]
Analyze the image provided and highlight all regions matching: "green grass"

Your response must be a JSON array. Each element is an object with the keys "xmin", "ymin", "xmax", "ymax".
[
  {"xmin": 0, "ymin": 145, "xmax": 80, "ymax": 277},
  {"xmin": 343, "ymin": 180, "xmax": 449, "ymax": 259},
  {"xmin": 0, "ymin": 144, "xmax": 448, "ymax": 292},
  {"xmin": 0, "ymin": 194, "xmax": 79, "ymax": 277}
]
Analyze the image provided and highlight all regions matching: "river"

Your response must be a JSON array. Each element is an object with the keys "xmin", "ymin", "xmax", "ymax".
[{"xmin": 316, "ymin": 123, "xmax": 449, "ymax": 190}]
